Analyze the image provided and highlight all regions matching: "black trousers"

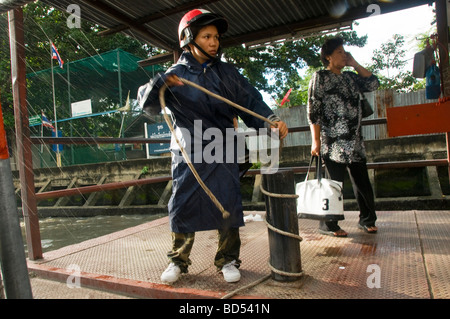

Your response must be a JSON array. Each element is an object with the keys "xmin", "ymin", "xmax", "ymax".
[{"xmin": 320, "ymin": 158, "xmax": 377, "ymax": 232}]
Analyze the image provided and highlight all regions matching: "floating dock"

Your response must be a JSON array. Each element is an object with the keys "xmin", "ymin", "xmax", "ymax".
[{"xmin": 27, "ymin": 210, "xmax": 450, "ymax": 299}]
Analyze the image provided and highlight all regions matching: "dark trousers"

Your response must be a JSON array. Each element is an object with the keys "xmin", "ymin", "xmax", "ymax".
[{"xmin": 320, "ymin": 158, "xmax": 377, "ymax": 231}]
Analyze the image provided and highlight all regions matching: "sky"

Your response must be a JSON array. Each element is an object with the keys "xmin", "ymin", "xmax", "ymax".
[
  {"xmin": 346, "ymin": 3, "xmax": 436, "ymax": 72},
  {"xmin": 264, "ymin": 3, "xmax": 436, "ymax": 106}
]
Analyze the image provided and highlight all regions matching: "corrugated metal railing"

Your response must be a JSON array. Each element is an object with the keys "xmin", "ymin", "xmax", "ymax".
[{"xmin": 29, "ymin": 118, "xmax": 448, "ymax": 201}]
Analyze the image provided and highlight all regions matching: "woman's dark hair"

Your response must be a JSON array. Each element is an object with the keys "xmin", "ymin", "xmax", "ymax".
[{"xmin": 320, "ymin": 37, "xmax": 344, "ymax": 67}]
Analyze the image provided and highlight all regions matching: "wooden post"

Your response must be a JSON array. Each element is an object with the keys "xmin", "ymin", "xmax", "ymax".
[
  {"xmin": 436, "ymin": 0, "xmax": 450, "ymax": 183},
  {"xmin": 263, "ymin": 170, "xmax": 302, "ymax": 282},
  {"xmin": 8, "ymin": 8, "xmax": 42, "ymax": 260},
  {"xmin": 447, "ymin": 133, "xmax": 450, "ymax": 183}
]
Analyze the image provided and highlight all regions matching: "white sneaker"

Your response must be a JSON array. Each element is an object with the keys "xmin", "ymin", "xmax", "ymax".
[
  {"xmin": 221, "ymin": 260, "xmax": 241, "ymax": 283},
  {"xmin": 160, "ymin": 263, "xmax": 181, "ymax": 283}
]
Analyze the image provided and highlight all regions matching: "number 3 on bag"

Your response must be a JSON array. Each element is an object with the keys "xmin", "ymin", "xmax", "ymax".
[
  {"xmin": 295, "ymin": 155, "xmax": 345, "ymax": 221},
  {"xmin": 322, "ymin": 198, "xmax": 329, "ymax": 211}
]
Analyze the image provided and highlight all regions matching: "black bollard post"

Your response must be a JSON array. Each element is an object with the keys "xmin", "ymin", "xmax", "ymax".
[{"xmin": 262, "ymin": 170, "xmax": 302, "ymax": 282}]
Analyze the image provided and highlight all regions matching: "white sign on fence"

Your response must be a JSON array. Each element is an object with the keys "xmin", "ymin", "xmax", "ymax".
[{"xmin": 71, "ymin": 99, "xmax": 92, "ymax": 118}]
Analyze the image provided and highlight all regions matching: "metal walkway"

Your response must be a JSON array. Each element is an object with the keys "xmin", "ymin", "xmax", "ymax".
[{"xmin": 27, "ymin": 210, "xmax": 450, "ymax": 299}]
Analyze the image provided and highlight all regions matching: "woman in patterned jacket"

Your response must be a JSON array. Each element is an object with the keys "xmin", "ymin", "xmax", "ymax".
[{"xmin": 307, "ymin": 37, "xmax": 379, "ymax": 237}]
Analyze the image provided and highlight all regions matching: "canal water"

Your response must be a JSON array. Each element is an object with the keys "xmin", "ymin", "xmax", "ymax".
[{"xmin": 20, "ymin": 214, "xmax": 166, "ymax": 253}]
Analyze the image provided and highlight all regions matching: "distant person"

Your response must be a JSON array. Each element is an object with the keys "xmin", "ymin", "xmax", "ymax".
[
  {"xmin": 138, "ymin": 9, "xmax": 288, "ymax": 283},
  {"xmin": 307, "ymin": 37, "xmax": 379, "ymax": 237}
]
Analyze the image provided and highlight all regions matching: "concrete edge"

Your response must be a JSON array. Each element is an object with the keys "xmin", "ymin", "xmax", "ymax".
[
  {"xmin": 27, "ymin": 262, "xmax": 224, "ymax": 299},
  {"xmin": 27, "ymin": 262, "xmax": 270, "ymax": 300}
]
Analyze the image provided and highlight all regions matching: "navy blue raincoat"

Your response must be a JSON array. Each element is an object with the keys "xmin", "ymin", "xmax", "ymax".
[{"xmin": 138, "ymin": 52, "xmax": 278, "ymax": 233}]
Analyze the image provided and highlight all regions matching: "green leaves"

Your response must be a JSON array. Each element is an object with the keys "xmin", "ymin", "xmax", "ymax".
[
  {"xmin": 223, "ymin": 31, "xmax": 368, "ymax": 107},
  {"xmin": 369, "ymin": 34, "xmax": 425, "ymax": 92}
]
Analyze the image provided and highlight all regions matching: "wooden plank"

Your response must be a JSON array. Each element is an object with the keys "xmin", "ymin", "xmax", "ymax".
[
  {"xmin": 119, "ymin": 173, "xmax": 142, "ymax": 207},
  {"xmin": 55, "ymin": 177, "xmax": 77, "ymax": 207},
  {"xmin": 83, "ymin": 175, "xmax": 107, "ymax": 207}
]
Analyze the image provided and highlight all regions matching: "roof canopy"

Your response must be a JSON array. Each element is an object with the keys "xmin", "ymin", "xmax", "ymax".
[{"xmin": 0, "ymin": 0, "xmax": 435, "ymax": 65}]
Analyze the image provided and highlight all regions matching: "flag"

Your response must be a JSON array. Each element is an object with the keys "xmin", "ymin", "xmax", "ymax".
[
  {"xmin": 51, "ymin": 42, "xmax": 64, "ymax": 69},
  {"xmin": 280, "ymin": 88, "xmax": 292, "ymax": 106},
  {"xmin": 42, "ymin": 112, "xmax": 55, "ymax": 131}
]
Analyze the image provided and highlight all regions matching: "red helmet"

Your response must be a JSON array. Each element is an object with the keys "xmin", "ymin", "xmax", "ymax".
[{"xmin": 178, "ymin": 9, "xmax": 228, "ymax": 48}]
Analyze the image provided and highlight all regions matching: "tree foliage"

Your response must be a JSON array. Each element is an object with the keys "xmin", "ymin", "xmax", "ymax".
[
  {"xmin": 1, "ymin": 1, "xmax": 426, "ymax": 142},
  {"xmin": 223, "ymin": 31, "xmax": 368, "ymax": 107},
  {"xmin": 0, "ymin": 1, "xmax": 158, "ymax": 139},
  {"xmin": 368, "ymin": 34, "xmax": 425, "ymax": 92}
]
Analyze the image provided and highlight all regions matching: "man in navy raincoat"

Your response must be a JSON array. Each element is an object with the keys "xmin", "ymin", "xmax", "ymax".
[{"xmin": 137, "ymin": 9, "xmax": 288, "ymax": 283}]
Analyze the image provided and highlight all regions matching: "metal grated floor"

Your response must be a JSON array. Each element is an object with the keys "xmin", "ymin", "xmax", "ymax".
[{"xmin": 28, "ymin": 210, "xmax": 450, "ymax": 299}]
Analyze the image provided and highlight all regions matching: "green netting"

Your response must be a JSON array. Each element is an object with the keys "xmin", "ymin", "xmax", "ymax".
[
  {"xmin": 27, "ymin": 48, "xmax": 164, "ymax": 115},
  {"xmin": 26, "ymin": 49, "xmax": 166, "ymax": 168}
]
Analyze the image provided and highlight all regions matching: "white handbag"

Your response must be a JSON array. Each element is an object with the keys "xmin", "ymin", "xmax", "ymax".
[{"xmin": 296, "ymin": 156, "xmax": 345, "ymax": 221}]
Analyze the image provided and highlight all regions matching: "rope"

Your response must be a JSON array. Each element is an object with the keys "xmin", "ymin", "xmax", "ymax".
[
  {"xmin": 221, "ymin": 205, "xmax": 303, "ymax": 299},
  {"xmin": 264, "ymin": 219, "xmax": 303, "ymax": 242},
  {"xmin": 178, "ymin": 78, "xmax": 278, "ymax": 127},
  {"xmin": 159, "ymin": 83, "xmax": 230, "ymax": 219},
  {"xmin": 259, "ymin": 184, "xmax": 299, "ymax": 199},
  {"xmin": 158, "ymin": 77, "xmax": 281, "ymax": 219},
  {"xmin": 268, "ymin": 263, "xmax": 304, "ymax": 278},
  {"xmin": 260, "ymin": 183, "xmax": 304, "ymax": 278},
  {"xmin": 220, "ymin": 274, "xmax": 271, "ymax": 299}
]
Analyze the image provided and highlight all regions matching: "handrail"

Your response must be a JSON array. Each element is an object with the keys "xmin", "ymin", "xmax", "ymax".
[
  {"xmin": 30, "ymin": 118, "xmax": 388, "ymax": 144},
  {"xmin": 34, "ymin": 159, "xmax": 448, "ymax": 200},
  {"xmin": 30, "ymin": 136, "xmax": 171, "ymax": 145},
  {"xmin": 35, "ymin": 175, "xmax": 172, "ymax": 201},
  {"xmin": 288, "ymin": 118, "xmax": 387, "ymax": 133},
  {"xmin": 30, "ymin": 118, "xmax": 448, "ymax": 201}
]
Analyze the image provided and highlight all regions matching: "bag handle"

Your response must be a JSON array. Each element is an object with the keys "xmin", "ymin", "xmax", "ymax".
[
  {"xmin": 304, "ymin": 155, "xmax": 322, "ymax": 182},
  {"xmin": 316, "ymin": 155, "xmax": 322, "ymax": 182},
  {"xmin": 304, "ymin": 155, "xmax": 344, "ymax": 193}
]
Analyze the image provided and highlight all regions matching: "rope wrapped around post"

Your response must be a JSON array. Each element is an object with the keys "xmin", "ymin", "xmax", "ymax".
[{"xmin": 261, "ymin": 172, "xmax": 303, "ymax": 280}]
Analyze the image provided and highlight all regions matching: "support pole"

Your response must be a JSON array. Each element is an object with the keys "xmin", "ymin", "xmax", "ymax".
[
  {"xmin": 262, "ymin": 170, "xmax": 302, "ymax": 282},
  {"xmin": 1, "ymin": 96, "xmax": 33, "ymax": 299},
  {"xmin": 436, "ymin": 0, "xmax": 450, "ymax": 183},
  {"xmin": 447, "ymin": 132, "xmax": 450, "ymax": 183},
  {"xmin": 8, "ymin": 8, "xmax": 43, "ymax": 260}
]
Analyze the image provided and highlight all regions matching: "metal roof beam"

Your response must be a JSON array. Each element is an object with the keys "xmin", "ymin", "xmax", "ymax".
[
  {"xmin": 79, "ymin": 0, "xmax": 174, "ymax": 50},
  {"xmin": 222, "ymin": 0, "xmax": 435, "ymax": 47},
  {"xmin": 98, "ymin": 0, "xmax": 221, "ymax": 37}
]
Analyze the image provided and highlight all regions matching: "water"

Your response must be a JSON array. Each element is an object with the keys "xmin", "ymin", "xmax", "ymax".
[{"xmin": 20, "ymin": 214, "xmax": 166, "ymax": 253}]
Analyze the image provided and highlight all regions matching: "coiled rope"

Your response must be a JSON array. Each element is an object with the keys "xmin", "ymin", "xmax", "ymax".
[
  {"xmin": 260, "ymin": 184, "xmax": 304, "ymax": 278},
  {"xmin": 222, "ymin": 185, "xmax": 303, "ymax": 299}
]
